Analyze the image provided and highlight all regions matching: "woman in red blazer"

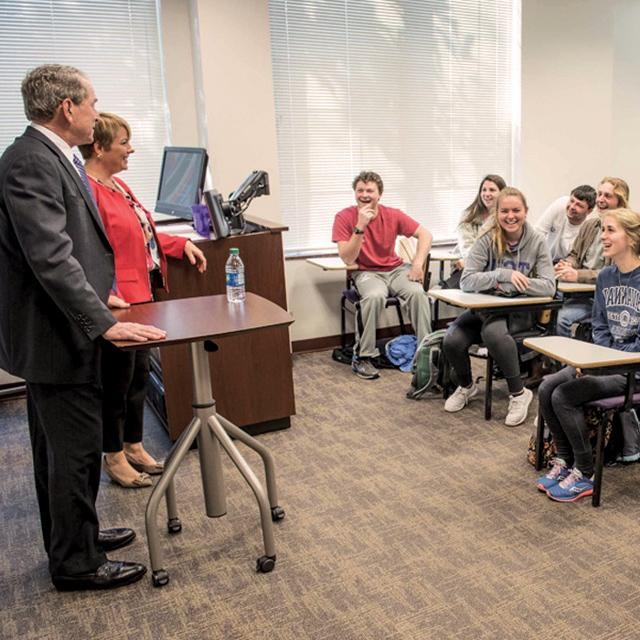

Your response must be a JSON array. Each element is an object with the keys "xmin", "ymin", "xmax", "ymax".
[{"xmin": 80, "ymin": 113, "xmax": 206, "ymax": 488}]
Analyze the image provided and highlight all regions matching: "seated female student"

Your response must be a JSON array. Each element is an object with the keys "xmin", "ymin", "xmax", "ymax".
[
  {"xmin": 443, "ymin": 187, "xmax": 556, "ymax": 426},
  {"xmin": 448, "ymin": 174, "xmax": 507, "ymax": 286},
  {"xmin": 537, "ymin": 208, "xmax": 640, "ymax": 502}
]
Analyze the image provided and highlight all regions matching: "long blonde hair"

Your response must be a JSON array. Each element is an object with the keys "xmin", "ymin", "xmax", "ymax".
[
  {"xmin": 478, "ymin": 187, "xmax": 529, "ymax": 257},
  {"xmin": 602, "ymin": 208, "xmax": 640, "ymax": 256}
]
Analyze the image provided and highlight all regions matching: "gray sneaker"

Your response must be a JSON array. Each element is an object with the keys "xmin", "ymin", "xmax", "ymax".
[
  {"xmin": 505, "ymin": 387, "xmax": 533, "ymax": 426},
  {"xmin": 352, "ymin": 358, "xmax": 380, "ymax": 380},
  {"xmin": 444, "ymin": 383, "xmax": 478, "ymax": 412}
]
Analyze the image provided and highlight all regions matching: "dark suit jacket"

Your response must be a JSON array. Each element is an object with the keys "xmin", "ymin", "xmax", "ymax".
[{"xmin": 0, "ymin": 127, "xmax": 116, "ymax": 383}]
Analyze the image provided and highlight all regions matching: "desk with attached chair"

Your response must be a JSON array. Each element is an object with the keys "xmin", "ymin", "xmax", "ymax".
[
  {"xmin": 524, "ymin": 335, "xmax": 640, "ymax": 507},
  {"xmin": 307, "ymin": 242, "xmax": 432, "ymax": 355},
  {"xmin": 428, "ymin": 289, "xmax": 561, "ymax": 420}
]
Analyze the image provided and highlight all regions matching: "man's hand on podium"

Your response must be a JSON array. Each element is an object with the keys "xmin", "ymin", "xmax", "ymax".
[{"xmin": 103, "ymin": 322, "xmax": 167, "ymax": 343}]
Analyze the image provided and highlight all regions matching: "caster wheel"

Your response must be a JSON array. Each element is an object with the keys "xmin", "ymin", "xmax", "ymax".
[
  {"xmin": 271, "ymin": 506, "xmax": 286, "ymax": 522},
  {"xmin": 167, "ymin": 518, "xmax": 182, "ymax": 534},
  {"xmin": 152, "ymin": 569, "xmax": 170, "ymax": 587},
  {"xmin": 256, "ymin": 555, "xmax": 276, "ymax": 573}
]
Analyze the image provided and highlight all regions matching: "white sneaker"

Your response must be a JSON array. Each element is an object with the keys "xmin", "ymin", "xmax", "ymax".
[
  {"xmin": 444, "ymin": 384, "xmax": 478, "ymax": 412},
  {"xmin": 505, "ymin": 388, "xmax": 533, "ymax": 427}
]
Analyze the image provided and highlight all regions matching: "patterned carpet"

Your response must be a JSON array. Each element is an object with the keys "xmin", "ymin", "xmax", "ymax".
[{"xmin": 2, "ymin": 351, "xmax": 640, "ymax": 639}]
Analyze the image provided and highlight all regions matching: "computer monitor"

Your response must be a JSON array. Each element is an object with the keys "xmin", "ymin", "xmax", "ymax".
[
  {"xmin": 203, "ymin": 190, "xmax": 231, "ymax": 239},
  {"xmin": 155, "ymin": 146, "xmax": 208, "ymax": 219}
]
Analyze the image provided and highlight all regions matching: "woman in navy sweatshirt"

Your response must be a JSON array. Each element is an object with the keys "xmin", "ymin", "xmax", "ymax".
[{"xmin": 537, "ymin": 208, "xmax": 640, "ymax": 502}]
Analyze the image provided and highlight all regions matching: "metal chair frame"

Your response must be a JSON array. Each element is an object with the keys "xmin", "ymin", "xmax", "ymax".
[{"xmin": 339, "ymin": 248, "xmax": 432, "ymax": 351}]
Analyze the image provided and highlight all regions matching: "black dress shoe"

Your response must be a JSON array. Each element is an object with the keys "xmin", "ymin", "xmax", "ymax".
[
  {"xmin": 98, "ymin": 527, "xmax": 136, "ymax": 551},
  {"xmin": 52, "ymin": 560, "xmax": 147, "ymax": 591}
]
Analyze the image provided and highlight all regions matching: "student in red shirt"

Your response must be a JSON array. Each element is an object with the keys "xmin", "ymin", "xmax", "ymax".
[{"xmin": 332, "ymin": 171, "xmax": 432, "ymax": 379}]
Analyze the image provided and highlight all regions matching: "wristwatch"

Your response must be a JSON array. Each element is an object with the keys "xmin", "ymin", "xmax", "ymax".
[{"xmin": 353, "ymin": 227, "xmax": 364, "ymax": 235}]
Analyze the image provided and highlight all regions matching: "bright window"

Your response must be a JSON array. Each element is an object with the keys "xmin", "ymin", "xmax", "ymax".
[
  {"xmin": 269, "ymin": 0, "xmax": 521, "ymax": 253},
  {"xmin": 0, "ymin": 0, "xmax": 169, "ymax": 207}
]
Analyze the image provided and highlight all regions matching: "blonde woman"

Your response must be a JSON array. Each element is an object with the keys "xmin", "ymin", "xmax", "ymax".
[
  {"xmin": 79, "ymin": 113, "xmax": 206, "ymax": 487},
  {"xmin": 537, "ymin": 208, "xmax": 640, "ymax": 502},
  {"xmin": 442, "ymin": 187, "xmax": 555, "ymax": 425}
]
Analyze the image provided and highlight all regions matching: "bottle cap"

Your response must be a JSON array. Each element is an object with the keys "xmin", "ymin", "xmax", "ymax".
[{"xmin": 230, "ymin": 248, "xmax": 239, "ymax": 255}]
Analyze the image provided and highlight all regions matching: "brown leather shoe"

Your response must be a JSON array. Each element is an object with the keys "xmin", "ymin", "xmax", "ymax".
[
  {"xmin": 52, "ymin": 560, "xmax": 147, "ymax": 591},
  {"xmin": 103, "ymin": 456, "xmax": 152, "ymax": 488}
]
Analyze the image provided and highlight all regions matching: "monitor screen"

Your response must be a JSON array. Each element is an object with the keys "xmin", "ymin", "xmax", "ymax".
[{"xmin": 155, "ymin": 146, "xmax": 208, "ymax": 219}]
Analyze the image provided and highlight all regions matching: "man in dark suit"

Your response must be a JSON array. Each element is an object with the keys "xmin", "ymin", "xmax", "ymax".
[{"xmin": 0, "ymin": 64, "xmax": 166, "ymax": 591}]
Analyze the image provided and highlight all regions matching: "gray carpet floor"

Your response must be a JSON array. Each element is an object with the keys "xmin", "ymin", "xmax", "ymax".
[{"xmin": 2, "ymin": 351, "xmax": 640, "ymax": 639}]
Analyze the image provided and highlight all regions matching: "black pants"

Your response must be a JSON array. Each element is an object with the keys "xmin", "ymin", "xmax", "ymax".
[
  {"xmin": 101, "ymin": 343, "xmax": 150, "ymax": 452},
  {"xmin": 538, "ymin": 366, "xmax": 627, "ymax": 476},
  {"xmin": 443, "ymin": 310, "xmax": 523, "ymax": 394},
  {"xmin": 27, "ymin": 382, "xmax": 107, "ymax": 577}
]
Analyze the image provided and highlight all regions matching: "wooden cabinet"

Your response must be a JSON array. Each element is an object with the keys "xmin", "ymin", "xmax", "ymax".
[{"xmin": 150, "ymin": 218, "xmax": 295, "ymax": 439}]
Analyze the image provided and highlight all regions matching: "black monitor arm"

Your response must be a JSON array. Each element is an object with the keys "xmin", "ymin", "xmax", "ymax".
[{"xmin": 207, "ymin": 170, "xmax": 270, "ymax": 235}]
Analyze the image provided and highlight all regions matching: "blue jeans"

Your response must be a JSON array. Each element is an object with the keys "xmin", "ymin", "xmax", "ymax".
[{"xmin": 555, "ymin": 298, "xmax": 593, "ymax": 337}]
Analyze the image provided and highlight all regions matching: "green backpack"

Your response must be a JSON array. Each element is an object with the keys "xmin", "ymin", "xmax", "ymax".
[{"xmin": 406, "ymin": 329, "xmax": 448, "ymax": 400}]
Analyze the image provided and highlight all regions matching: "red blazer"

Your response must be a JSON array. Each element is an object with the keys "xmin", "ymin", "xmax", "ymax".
[{"xmin": 89, "ymin": 176, "xmax": 187, "ymax": 304}]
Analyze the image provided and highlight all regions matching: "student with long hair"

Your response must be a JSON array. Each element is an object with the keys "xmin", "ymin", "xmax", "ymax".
[
  {"xmin": 443, "ymin": 187, "xmax": 556, "ymax": 426},
  {"xmin": 453, "ymin": 174, "xmax": 507, "ymax": 272},
  {"xmin": 537, "ymin": 208, "xmax": 640, "ymax": 502}
]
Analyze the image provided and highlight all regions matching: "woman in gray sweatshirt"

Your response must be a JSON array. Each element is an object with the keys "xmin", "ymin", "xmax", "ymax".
[{"xmin": 443, "ymin": 187, "xmax": 556, "ymax": 426}]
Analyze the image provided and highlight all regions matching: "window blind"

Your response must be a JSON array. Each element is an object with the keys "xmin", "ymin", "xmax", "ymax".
[
  {"xmin": 0, "ymin": 0, "xmax": 169, "ymax": 207},
  {"xmin": 268, "ymin": 0, "xmax": 520, "ymax": 253}
]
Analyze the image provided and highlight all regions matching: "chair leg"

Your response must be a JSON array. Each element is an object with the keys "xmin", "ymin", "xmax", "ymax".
[
  {"xmin": 484, "ymin": 355, "xmax": 493, "ymax": 420},
  {"xmin": 535, "ymin": 413, "xmax": 546, "ymax": 471},
  {"xmin": 395, "ymin": 304, "xmax": 406, "ymax": 335},
  {"xmin": 354, "ymin": 301, "xmax": 363, "ymax": 358},
  {"xmin": 340, "ymin": 296, "xmax": 347, "ymax": 350},
  {"xmin": 592, "ymin": 418, "xmax": 606, "ymax": 507}
]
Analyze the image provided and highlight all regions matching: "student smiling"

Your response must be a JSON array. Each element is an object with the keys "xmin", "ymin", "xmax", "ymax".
[
  {"xmin": 537, "ymin": 208, "xmax": 640, "ymax": 502},
  {"xmin": 443, "ymin": 187, "xmax": 555, "ymax": 426}
]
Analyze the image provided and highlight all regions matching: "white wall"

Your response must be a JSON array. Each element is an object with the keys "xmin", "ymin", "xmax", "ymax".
[
  {"xmin": 161, "ymin": 0, "xmax": 640, "ymax": 344},
  {"xmin": 160, "ymin": 0, "xmax": 200, "ymax": 147},
  {"xmin": 521, "ymin": 0, "xmax": 640, "ymax": 217},
  {"xmin": 192, "ymin": 0, "xmax": 282, "ymax": 221}
]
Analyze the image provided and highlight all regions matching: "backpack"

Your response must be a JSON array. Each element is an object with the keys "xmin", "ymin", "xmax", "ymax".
[
  {"xmin": 406, "ymin": 329, "xmax": 449, "ymax": 399},
  {"xmin": 526, "ymin": 405, "xmax": 620, "ymax": 467}
]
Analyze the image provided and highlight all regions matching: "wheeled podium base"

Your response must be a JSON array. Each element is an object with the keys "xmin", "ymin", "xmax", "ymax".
[{"xmin": 145, "ymin": 340, "xmax": 285, "ymax": 587}]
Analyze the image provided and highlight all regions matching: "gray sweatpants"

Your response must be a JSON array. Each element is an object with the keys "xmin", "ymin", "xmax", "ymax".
[{"xmin": 352, "ymin": 264, "xmax": 431, "ymax": 358}]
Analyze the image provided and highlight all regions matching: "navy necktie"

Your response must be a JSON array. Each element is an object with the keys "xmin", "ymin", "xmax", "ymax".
[{"xmin": 72, "ymin": 155, "xmax": 96, "ymax": 205}]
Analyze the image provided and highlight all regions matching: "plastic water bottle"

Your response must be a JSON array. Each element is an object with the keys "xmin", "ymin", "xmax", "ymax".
[{"xmin": 225, "ymin": 248, "xmax": 246, "ymax": 303}]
